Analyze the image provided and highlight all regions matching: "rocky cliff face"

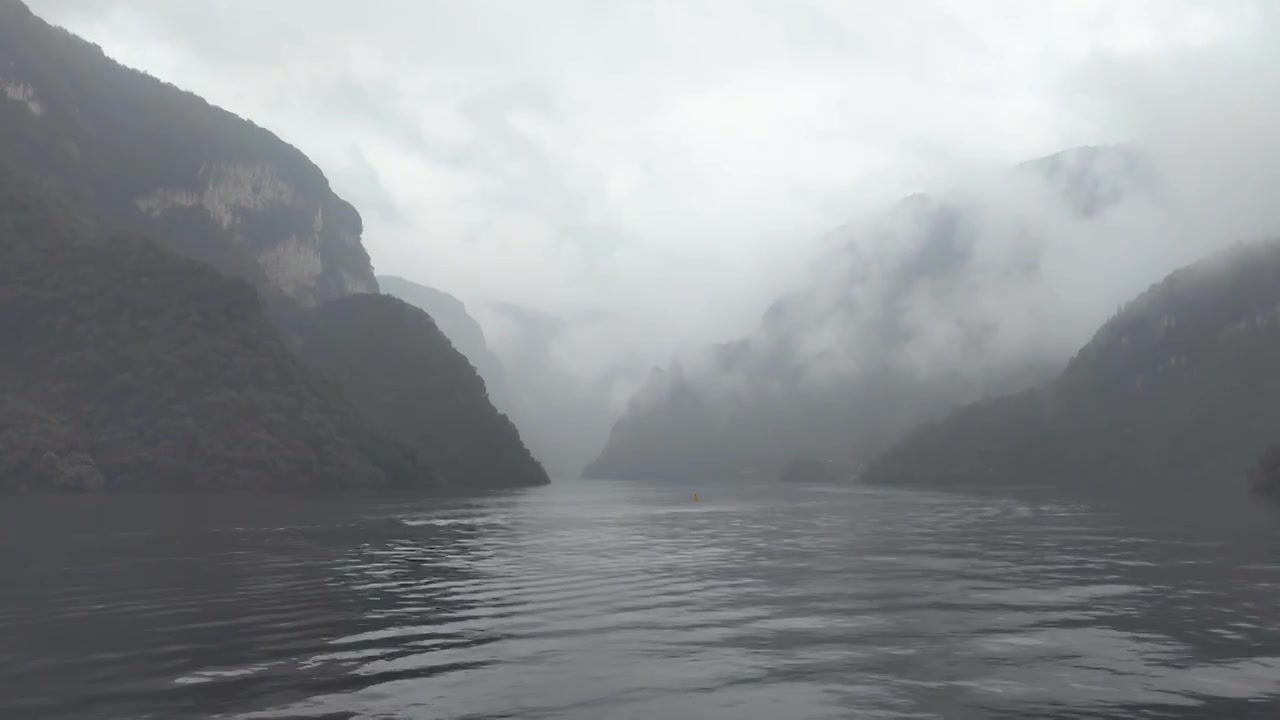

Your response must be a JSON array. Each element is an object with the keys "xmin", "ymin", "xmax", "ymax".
[
  {"xmin": 0, "ymin": 0, "xmax": 376, "ymax": 306},
  {"xmin": 864, "ymin": 240, "xmax": 1280, "ymax": 499},
  {"xmin": 0, "ymin": 160, "xmax": 429, "ymax": 491},
  {"xmin": 0, "ymin": 1, "xmax": 549, "ymax": 492},
  {"xmin": 586, "ymin": 146, "xmax": 1147, "ymax": 482}
]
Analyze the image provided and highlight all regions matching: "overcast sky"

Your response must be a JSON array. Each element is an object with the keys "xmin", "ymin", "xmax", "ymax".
[{"xmin": 27, "ymin": 0, "xmax": 1273, "ymax": 373}]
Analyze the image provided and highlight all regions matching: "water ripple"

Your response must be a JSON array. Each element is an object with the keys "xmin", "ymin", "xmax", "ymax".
[{"xmin": 2, "ymin": 481, "xmax": 1280, "ymax": 719}]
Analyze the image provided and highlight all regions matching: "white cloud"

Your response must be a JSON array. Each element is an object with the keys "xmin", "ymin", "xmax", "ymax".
[{"xmin": 26, "ymin": 0, "xmax": 1271, "ymax": 385}]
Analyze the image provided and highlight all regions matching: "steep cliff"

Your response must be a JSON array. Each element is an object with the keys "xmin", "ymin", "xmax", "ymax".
[
  {"xmin": 0, "ymin": 161, "xmax": 429, "ymax": 491},
  {"xmin": 0, "ymin": 0, "xmax": 376, "ymax": 305},
  {"xmin": 0, "ymin": 1, "xmax": 549, "ymax": 492},
  {"xmin": 290, "ymin": 294, "xmax": 549, "ymax": 489},
  {"xmin": 378, "ymin": 276, "xmax": 624, "ymax": 479},
  {"xmin": 376, "ymin": 275, "xmax": 511, "ymax": 411},
  {"xmin": 863, "ymin": 241, "xmax": 1280, "ymax": 498},
  {"xmin": 587, "ymin": 146, "xmax": 1145, "ymax": 481}
]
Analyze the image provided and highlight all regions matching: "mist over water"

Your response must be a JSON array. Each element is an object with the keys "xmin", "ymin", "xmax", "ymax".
[{"xmin": 5, "ymin": 480, "xmax": 1279, "ymax": 720}]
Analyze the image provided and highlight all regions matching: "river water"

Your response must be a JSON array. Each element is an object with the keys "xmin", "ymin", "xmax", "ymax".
[{"xmin": 3, "ymin": 478, "xmax": 1280, "ymax": 719}]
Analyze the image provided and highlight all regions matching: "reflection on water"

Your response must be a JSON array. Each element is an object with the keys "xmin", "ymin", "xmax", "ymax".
[{"xmin": 2, "ymin": 479, "xmax": 1280, "ymax": 719}]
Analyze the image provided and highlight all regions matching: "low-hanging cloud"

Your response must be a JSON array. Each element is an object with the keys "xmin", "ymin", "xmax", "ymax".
[
  {"xmin": 27, "ymin": 0, "xmax": 1249, "ymax": 384},
  {"xmin": 25, "ymin": 0, "xmax": 1280, "ymax": 473},
  {"xmin": 613, "ymin": 0, "xmax": 1280, "ymax": 442}
]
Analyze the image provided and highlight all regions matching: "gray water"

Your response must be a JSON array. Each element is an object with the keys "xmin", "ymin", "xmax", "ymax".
[{"xmin": 3, "ymin": 479, "xmax": 1280, "ymax": 719}]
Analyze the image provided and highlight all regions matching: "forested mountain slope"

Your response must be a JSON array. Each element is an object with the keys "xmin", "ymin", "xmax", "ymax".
[
  {"xmin": 587, "ymin": 146, "xmax": 1146, "ymax": 481},
  {"xmin": 864, "ymin": 241, "xmax": 1280, "ymax": 500},
  {"xmin": 0, "ymin": 161, "xmax": 428, "ymax": 491},
  {"xmin": 0, "ymin": 0, "xmax": 546, "ymax": 491}
]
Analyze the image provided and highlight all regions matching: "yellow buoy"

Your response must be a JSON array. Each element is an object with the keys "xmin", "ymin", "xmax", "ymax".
[{"xmin": 693, "ymin": 493, "xmax": 699, "ymax": 502}]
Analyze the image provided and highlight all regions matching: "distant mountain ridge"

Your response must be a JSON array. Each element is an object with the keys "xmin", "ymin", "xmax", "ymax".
[
  {"xmin": 586, "ymin": 145, "xmax": 1149, "ymax": 482},
  {"xmin": 864, "ymin": 240, "xmax": 1280, "ymax": 500}
]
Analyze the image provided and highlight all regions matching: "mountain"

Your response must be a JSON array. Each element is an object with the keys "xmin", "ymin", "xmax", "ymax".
[
  {"xmin": 289, "ymin": 294, "xmax": 547, "ymax": 488},
  {"xmin": 0, "ymin": 1, "xmax": 545, "ymax": 491},
  {"xmin": 379, "ymin": 283, "xmax": 618, "ymax": 479},
  {"xmin": 375, "ymin": 277, "xmax": 556, "ymax": 484},
  {"xmin": 379, "ymin": 291, "xmax": 639, "ymax": 480},
  {"xmin": 0, "ymin": 0, "xmax": 375, "ymax": 305},
  {"xmin": 863, "ymin": 240, "xmax": 1280, "ymax": 500},
  {"xmin": 586, "ymin": 146, "xmax": 1148, "ymax": 482},
  {"xmin": 0, "ymin": 160, "xmax": 428, "ymax": 491},
  {"xmin": 376, "ymin": 275, "xmax": 511, "ymax": 412}
]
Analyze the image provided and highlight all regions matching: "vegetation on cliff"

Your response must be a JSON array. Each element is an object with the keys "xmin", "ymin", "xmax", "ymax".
[
  {"xmin": 863, "ymin": 241, "xmax": 1280, "ymax": 498},
  {"xmin": 0, "ymin": 162, "xmax": 431, "ymax": 491},
  {"xmin": 292, "ymin": 294, "xmax": 549, "ymax": 489},
  {"xmin": 376, "ymin": 275, "xmax": 511, "ymax": 410},
  {"xmin": 0, "ymin": 1, "xmax": 548, "ymax": 492},
  {"xmin": 0, "ymin": 0, "xmax": 375, "ymax": 304},
  {"xmin": 586, "ymin": 147, "xmax": 1138, "ymax": 483}
]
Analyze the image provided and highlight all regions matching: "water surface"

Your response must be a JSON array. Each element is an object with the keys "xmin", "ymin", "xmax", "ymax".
[{"xmin": 3, "ymin": 479, "xmax": 1280, "ymax": 719}]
